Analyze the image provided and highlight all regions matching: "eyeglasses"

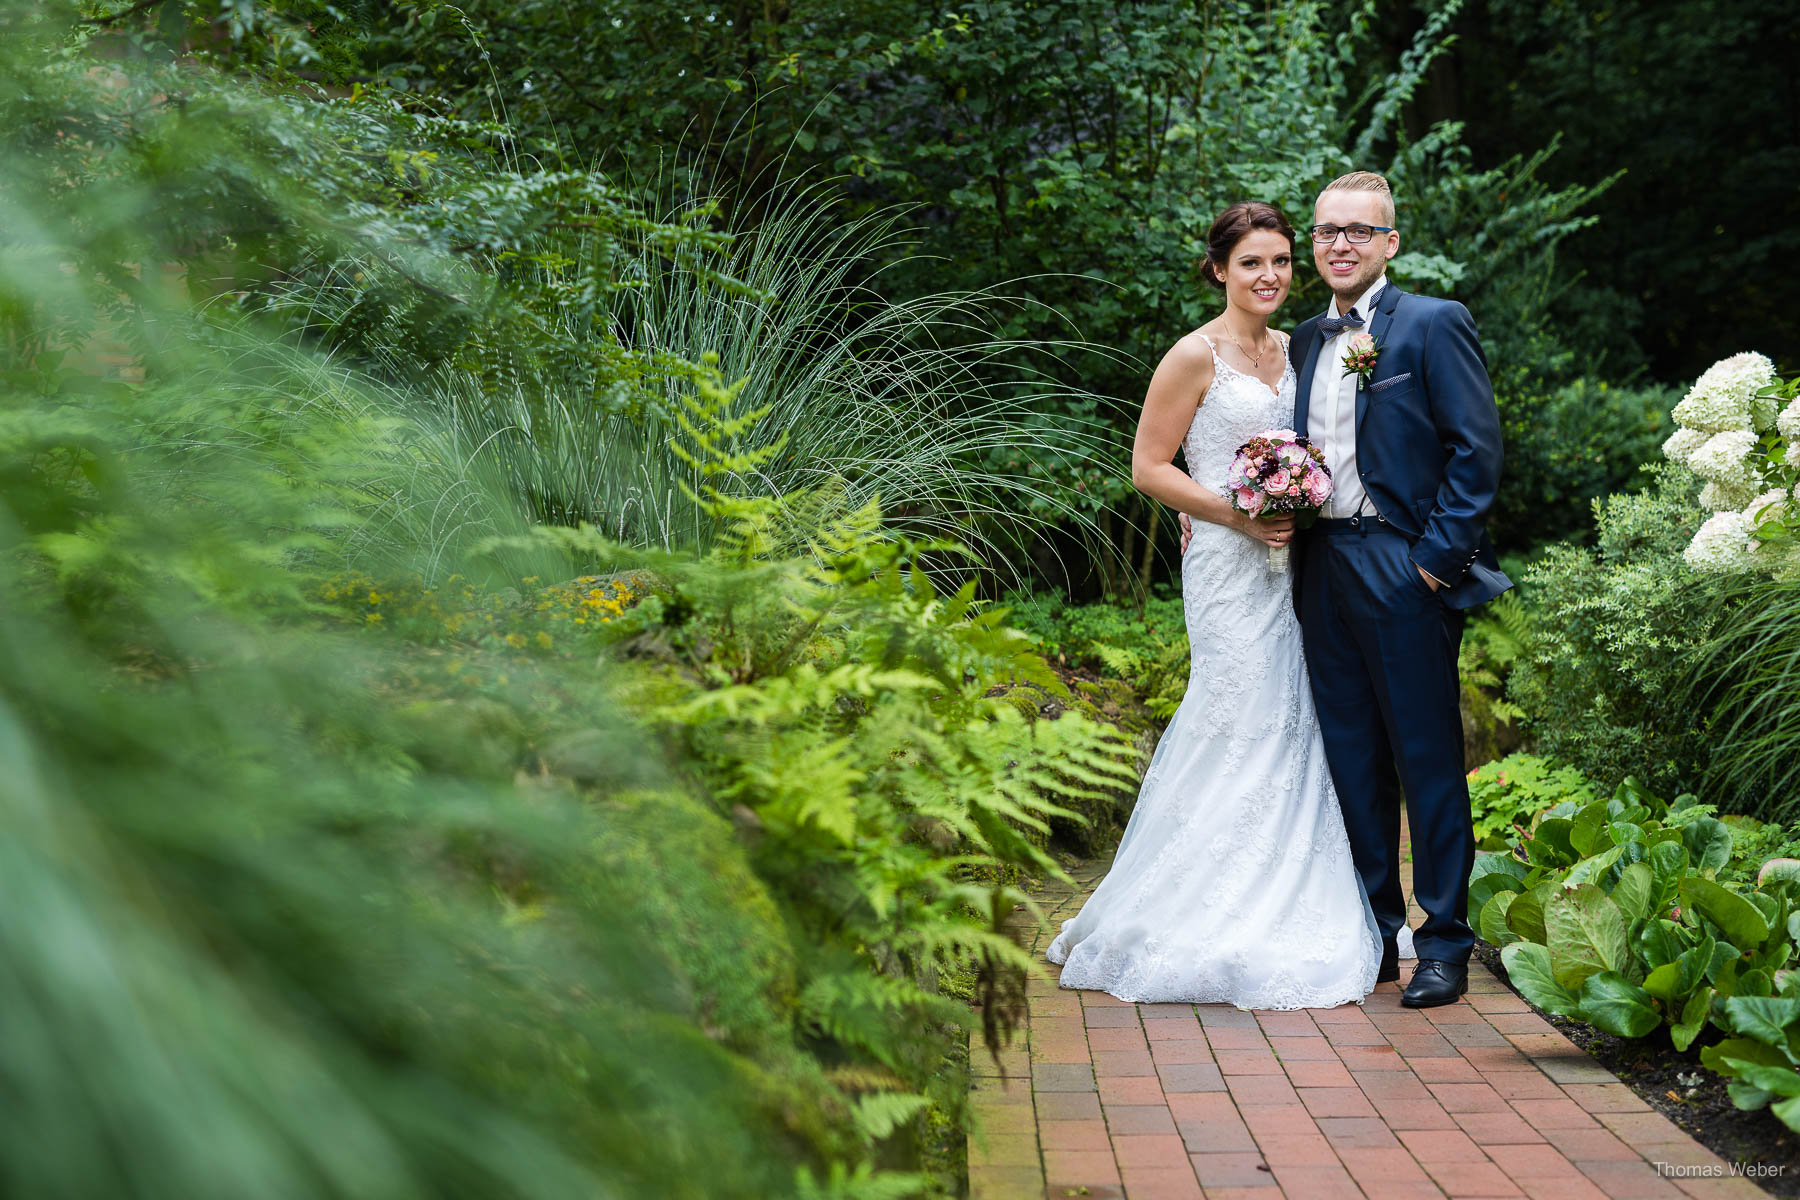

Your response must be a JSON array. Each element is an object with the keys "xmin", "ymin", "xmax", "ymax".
[{"xmin": 1310, "ymin": 223, "xmax": 1395, "ymax": 244}]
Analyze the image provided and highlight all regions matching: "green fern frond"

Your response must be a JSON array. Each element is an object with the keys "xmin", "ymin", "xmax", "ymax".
[
  {"xmin": 849, "ymin": 1092, "xmax": 930, "ymax": 1143},
  {"xmin": 793, "ymin": 1161, "xmax": 927, "ymax": 1200}
]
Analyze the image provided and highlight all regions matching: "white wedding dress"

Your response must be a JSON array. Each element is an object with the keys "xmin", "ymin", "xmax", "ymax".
[{"xmin": 1046, "ymin": 334, "xmax": 1387, "ymax": 1008}]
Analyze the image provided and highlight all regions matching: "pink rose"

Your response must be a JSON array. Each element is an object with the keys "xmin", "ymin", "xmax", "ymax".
[
  {"xmin": 1268, "ymin": 469, "xmax": 1290, "ymax": 493},
  {"xmin": 1234, "ymin": 485, "xmax": 1258, "ymax": 510},
  {"xmin": 1347, "ymin": 332, "xmax": 1376, "ymax": 355}
]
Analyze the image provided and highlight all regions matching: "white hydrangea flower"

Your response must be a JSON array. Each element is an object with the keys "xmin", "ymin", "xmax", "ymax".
[
  {"xmin": 1685, "ymin": 509, "xmax": 1757, "ymax": 571},
  {"xmin": 1662, "ymin": 427, "xmax": 1710, "ymax": 465},
  {"xmin": 1744, "ymin": 488, "xmax": 1790, "ymax": 526},
  {"xmin": 1687, "ymin": 429, "xmax": 1760, "ymax": 484},
  {"xmin": 1700, "ymin": 478, "xmax": 1761, "ymax": 512},
  {"xmin": 1779, "ymin": 396, "xmax": 1800, "ymax": 436},
  {"xmin": 1674, "ymin": 351, "xmax": 1780, "ymax": 433}
]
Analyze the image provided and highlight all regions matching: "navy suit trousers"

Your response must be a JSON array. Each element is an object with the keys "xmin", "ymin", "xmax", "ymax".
[{"xmin": 1296, "ymin": 525, "xmax": 1475, "ymax": 965}]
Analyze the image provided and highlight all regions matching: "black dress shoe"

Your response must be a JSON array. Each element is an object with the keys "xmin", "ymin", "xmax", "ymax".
[
  {"xmin": 1401, "ymin": 959, "xmax": 1468, "ymax": 1008},
  {"xmin": 1377, "ymin": 941, "xmax": 1399, "ymax": 984}
]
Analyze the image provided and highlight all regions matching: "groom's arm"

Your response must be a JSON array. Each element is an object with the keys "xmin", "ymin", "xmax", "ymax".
[{"xmin": 1409, "ymin": 301, "xmax": 1503, "ymax": 589}]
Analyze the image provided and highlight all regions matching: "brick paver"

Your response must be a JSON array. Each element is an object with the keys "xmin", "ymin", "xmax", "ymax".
[{"xmin": 968, "ymin": 840, "xmax": 1774, "ymax": 1198}]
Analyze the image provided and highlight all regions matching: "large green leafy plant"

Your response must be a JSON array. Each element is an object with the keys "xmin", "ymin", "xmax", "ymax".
[{"xmin": 1475, "ymin": 778, "xmax": 1800, "ymax": 1133}]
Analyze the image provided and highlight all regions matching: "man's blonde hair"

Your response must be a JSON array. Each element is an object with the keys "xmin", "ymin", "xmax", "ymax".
[{"xmin": 1319, "ymin": 171, "xmax": 1395, "ymax": 227}]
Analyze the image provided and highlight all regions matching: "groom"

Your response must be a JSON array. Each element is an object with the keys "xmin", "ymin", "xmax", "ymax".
[{"xmin": 1291, "ymin": 171, "xmax": 1510, "ymax": 1007}]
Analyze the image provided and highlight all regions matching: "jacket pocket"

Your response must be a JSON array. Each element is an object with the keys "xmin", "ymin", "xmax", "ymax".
[{"xmin": 1369, "ymin": 371, "xmax": 1413, "ymax": 394}]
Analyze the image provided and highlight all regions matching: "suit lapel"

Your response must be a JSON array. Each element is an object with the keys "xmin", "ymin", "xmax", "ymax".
[
  {"xmin": 1354, "ymin": 280, "xmax": 1405, "ymax": 439},
  {"xmin": 1292, "ymin": 315, "xmax": 1325, "ymax": 437}
]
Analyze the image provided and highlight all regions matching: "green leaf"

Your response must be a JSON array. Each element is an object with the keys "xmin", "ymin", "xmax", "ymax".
[
  {"xmin": 1609, "ymin": 862, "xmax": 1654, "ymax": 921},
  {"xmin": 1703, "ymin": 1037, "xmax": 1791, "ymax": 1077},
  {"xmin": 1468, "ymin": 870, "xmax": 1524, "ymax": 932},
  {"xmin": 1608, "ymin": 821, "xmax": 1645, "ymax": 846},
  {"xmin": 1638, "ymin": 919, "xmax": 1687, "ymax": 970},
  {"xmin": 1729, "ymin": 1078, "xmax": 1776, "ymax": 1111},
  {"xmin": 1683, "ymin": 817, "xmax": 1733, "ymax": 873},
  {"xmin": 1576, "ymin": 972, "xmax": 1662, "ymax": 1038},
  {"xmin": 1501, "ymin": 942, "xmax": 1581, "ymax": 1016},
  {"xmin": 1722, "ymin": 996, "xmax": 1800, "ymax": 1049},
  {"xmin": 1534, "ymin": 818, "xmax": 1576, "ymax": 861},
  {"xmin": 1680, "ymin": 877, "xmax": 1770, "ymax": 948},
  {"xmin": 1648, "ymin": 839, "xmax": 1690, "ymax": 905},
  {"xmin": 1673, "ymin": 987, "xmax": 1714, "ymax": 1052},
  {"xmin": 1736, "ymin": 968, "xmax": 1775, "ymax": 999},
  {"xmin": 1570, "ymin": 800, "xmax": 1610, "ymax": 857},
  {"xmin": 1472, "ymin": 850, "xmax": 1530, "ymax": 885},
  {"xmin": 1772, "ymin": 1095, "xmax": 1800, "ymax": 1133},
  {"xmin": 1506, "ymin": 883, "xmax": 1553, "ymax": 945},
  {"xmin": 1545, "ymin": 883, "xmax": 1630, "ymax": 990},
  {"xmin": 1564, "ymin": 844, "xmax": 1624, "ymax": 886},
  {"xmin": 1643, "ymin": 962, "xmax": 1683, "ymax": 1005},
  {"xmin": 1760, "ymin": 859, "xmax": 1800, "ymax": 887},
  {"xmin": 1480, "ymin": 891, "xmax": 1521, "ymax": 948}
]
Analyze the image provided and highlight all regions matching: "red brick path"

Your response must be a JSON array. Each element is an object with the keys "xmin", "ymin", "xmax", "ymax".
[{"xmin": 969, "ymin": 856, "xmax": 1774, "ymax": 1199}]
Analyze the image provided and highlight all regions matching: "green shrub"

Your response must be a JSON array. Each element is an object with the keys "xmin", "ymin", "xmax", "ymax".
[
  {"xmin": 1489, "ymin": 376, "xmax": 1678, "ymax": 550},
  {"xmin": 1506, "ymin": 464, "xmax": 1736, "ymax": 796},
  {"xmin": 1467, "ymin": 753, "xmax": 1598, "ymax": 849}
]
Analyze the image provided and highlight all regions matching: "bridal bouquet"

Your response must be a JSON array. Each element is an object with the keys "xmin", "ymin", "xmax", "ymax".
[{"xmin": 1227, "ymin": 429, "xmax": 1334, "ymax": 571}]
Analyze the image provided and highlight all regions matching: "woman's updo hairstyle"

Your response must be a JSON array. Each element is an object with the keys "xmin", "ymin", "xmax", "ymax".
[{"xmin": 1202, "ymin": 201, "xmax": 1296, "ymax": 291}]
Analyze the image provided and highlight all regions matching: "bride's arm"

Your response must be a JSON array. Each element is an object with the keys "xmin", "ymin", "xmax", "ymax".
[{"xmin": 1130, "ymin": 337, "xmax": 1292, "ymax": 548}]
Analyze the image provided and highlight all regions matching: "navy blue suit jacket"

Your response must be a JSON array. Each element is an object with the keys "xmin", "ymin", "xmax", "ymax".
[{"xmin": 1292, "ymin": 281, "xmax": 1511, "ymax": 610}]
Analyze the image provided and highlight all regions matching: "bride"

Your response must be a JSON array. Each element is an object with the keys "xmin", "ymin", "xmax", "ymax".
[{"xmin": 1046, "ymin": 201, "xmax": 1385, "ymax": 1008}]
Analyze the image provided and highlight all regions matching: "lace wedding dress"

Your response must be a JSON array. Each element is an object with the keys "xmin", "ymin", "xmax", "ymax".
[{"xmin": 1046, "ymin": 334, "xmax": 1387, "ymax": 1008}]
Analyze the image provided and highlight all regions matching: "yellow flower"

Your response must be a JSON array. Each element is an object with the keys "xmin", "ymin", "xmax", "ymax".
[
  {"xmin": 367, "ymin": 591, "xmax": 383, "ymax": 604},
  {"xmin": 535, "ymin": 631, "xmax": 553, "ymax": 649},
  {"xmin": 504, "ymin": 632, "xmax": 526, "ymax": 649},
  {"xmin": 365, "ymin": 612, "xmax": 383, "ymax": 626}
]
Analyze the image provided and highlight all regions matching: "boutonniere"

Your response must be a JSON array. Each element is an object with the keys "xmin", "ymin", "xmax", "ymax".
[{"xmin": 1341, "ymin": 331, "xmax": 1381, "ymax": 387}]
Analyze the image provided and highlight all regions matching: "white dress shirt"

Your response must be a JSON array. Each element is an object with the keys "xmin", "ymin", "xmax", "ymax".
[{"xmin": 1309, "ymin": 275, "xmax": 1386, "ymax": 520}]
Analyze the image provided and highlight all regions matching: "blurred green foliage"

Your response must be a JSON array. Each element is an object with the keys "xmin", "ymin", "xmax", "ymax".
[{"xmin": 0, "ymin": 8, "xmax": 1145, "ymax": 1197}]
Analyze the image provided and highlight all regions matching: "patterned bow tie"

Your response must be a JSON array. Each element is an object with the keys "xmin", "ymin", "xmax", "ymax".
[{"xmin": 1318, "ymin": 311, "xmax": 1366, "ymax": 338}]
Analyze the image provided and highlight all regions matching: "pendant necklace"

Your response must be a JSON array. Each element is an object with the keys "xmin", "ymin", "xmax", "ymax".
[{"xmin": 1224, "ymin": 323, "xmax": 1271, "ymax": 371}]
